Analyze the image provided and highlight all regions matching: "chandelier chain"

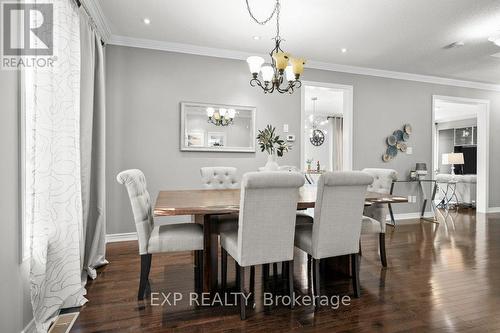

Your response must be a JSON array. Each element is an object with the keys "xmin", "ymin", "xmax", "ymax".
[{"xmin": 245, "ymin": 0, "xmax": 281, "ymax": 38}]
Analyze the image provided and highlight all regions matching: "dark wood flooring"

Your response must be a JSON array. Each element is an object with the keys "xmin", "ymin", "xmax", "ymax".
[{"xmin": 72, "ymin": 209, "xmax": 500, "ymax": 332}]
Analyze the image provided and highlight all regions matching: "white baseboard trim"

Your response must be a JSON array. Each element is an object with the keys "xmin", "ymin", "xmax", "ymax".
[
  {"xmin": 105, "ymin": 232, "xmax": 137, "ymax": 243},
  {"xmin": 488, "ymin": 207, "xmax": 500, "ymax": 213},
  {"xmin": 21, "ymin": 318, "xmax": 35, "ymax": 333}
]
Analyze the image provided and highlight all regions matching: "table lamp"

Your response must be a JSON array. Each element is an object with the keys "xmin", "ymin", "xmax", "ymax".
[
  {"xmin": 415, "ymin": 163, "xmax": 427, "ymax": 180},
  {"xmin": 442, "ymin": 153, "xmax": 464, "ymax": 175}
]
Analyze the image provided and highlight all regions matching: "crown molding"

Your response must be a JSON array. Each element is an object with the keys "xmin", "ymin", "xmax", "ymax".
[
  {"xmin": 107, "ymin": 35, "xmax": 500, "ymax": 92},
  {"xmin": 80, "ymin": 0, "xmax": 112, "ymax": 41}
]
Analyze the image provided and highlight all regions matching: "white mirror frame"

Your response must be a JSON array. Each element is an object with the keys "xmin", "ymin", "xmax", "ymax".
[{"xmin": 180, "ymin": 101, "xmax": 256, "ymax": 153}]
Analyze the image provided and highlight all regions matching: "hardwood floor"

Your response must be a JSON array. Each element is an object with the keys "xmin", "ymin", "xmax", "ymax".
[{"xmin": 72, "ymin": 210, "xmax": 500, "ymax": 332}]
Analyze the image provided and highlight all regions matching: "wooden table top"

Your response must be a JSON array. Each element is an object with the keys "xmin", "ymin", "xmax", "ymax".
[{"xmin": 154, "ymin": 187, "xmax": 408, "ymax": 217}]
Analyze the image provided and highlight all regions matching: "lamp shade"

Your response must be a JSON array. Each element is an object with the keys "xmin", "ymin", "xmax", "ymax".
[
  {"xmin": 285, "ymin": 65, "xmax": 295, "ymax": 81},
  {"xmin": 443, "ymin": 152, "xmax": 464, "ymax": 165},
  {"xmin": 290, "ymin": 57, "xmax": 305, "ymax": 75},
  {"xmin": 206, "ymin": 107, "xmax": 215, "ymax": 117},
  {"xmin": 415, "ymin": 163, "xmax": 427, "ymax": 171},
  {"xmin": 246, "ymin": 56, "xmax": 265, "ymax": 74},
  {"xmin": 272, "ymin": 52, "xmax": 289, "ymax": 71},
  {"xmin": 260, "ymin": 65, "xmax": 274, "ymax": 82}
]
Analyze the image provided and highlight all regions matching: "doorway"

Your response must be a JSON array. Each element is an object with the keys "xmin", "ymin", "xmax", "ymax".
[
  {"xmin": 432, "ymin": 95, "xmax": 490, "ymax": 213},
  {"xmin": 300, "ymin": 81, "xmax": 353, "ymax": 173}
]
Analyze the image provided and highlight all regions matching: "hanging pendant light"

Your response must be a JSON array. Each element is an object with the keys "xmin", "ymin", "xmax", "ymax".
[{"xmin": 245, "ymin": 0, "xmax": 305, "ymax": 94}]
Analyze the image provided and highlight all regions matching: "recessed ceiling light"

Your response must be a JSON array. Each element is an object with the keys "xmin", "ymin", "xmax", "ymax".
[
  {"xmin": 341, "ymin": 48, "xmax": 347, "ymax": 53},
  {"xmin": 252, "ymin": 36, "xmax": 261, "ymax": 40},
  {"xmin": 143, "ymin": 18, "xmax": 151, "ymax": 25}
]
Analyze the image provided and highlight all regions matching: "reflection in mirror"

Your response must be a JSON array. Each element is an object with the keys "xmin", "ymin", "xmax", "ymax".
[{"xmin": 180, "ymin": 102, "xmax": 256, "ymax": 152}]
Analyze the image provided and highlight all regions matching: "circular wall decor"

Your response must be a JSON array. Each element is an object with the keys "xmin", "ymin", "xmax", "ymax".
[
  {"xmin": 387, "ymin": 135, "xmax": 397, "ymax": 146},
  {"xmin": 404, "ymin": 123, "xmax": 412, "ymax": 134},
  {"xmin": 310, "ymin": 129, "xmax": 325, "ymax": 146}
]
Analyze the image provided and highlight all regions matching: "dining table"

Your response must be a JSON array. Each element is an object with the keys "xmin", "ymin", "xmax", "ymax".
[{"xmin": 154, "ymin": 186, "xmax": 408, "ymax": 293}]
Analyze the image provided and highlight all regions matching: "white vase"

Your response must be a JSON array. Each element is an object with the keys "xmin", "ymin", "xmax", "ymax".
[{"xmin": 264, "ymin": 154, "xmax": 279, "ymax": 171}]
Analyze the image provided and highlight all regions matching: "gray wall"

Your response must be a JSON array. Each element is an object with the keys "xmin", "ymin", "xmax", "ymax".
[
  {"xmin": 0, "ymin": 71, "xmax": 33, "ymax": 331},
  {"xmin": 106, "ymin": 45, "xmax": 500, "ymax": 234}
]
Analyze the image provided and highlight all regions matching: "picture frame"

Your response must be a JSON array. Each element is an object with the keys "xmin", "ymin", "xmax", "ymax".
[
  {"xmin": 186, "ymin": 131, "xmax": 205, "ymax": 147},
  {"xmin": 207, "ymin": 132, "xmax": 226, "ymax": 147}
]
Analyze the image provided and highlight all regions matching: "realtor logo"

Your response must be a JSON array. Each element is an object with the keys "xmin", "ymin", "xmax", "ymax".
[{"xmin": 1, "ymin": 2, "xmax": 54, "ymax": 69}]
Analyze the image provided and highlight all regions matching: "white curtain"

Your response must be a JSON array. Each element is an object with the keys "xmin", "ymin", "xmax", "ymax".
[
  {"xmin": 328, "ymin": 116, "xmax": 343, "ymax": 171},
  {"xmin": 79, "ymin": 7, "xmax": 107, "ymax": 280},
  {"xmin": 26, "ymin": 1, "xmax": 87, "ymax": 331}
]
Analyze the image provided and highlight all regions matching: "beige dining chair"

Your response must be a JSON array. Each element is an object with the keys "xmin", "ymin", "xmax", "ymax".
[
  {"xmin": 117, "ymin": 169, "xmax": 204, "ymax": 300},
  {"xmin": 220, "ymin": 171, "xmax": 305, "ymax": 319},
  {"xmin": 361, "ymin": 168, "xmax": 398, "ymax": 267},
  {"xmin": 294, "ymin": 171, "xmax": 373, "ymax": 304}
]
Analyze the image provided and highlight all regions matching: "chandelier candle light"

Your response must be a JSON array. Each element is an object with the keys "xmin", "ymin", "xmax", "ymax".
[
  {"xmin": 206, "ymin": 107, "xmax": 236, "ymax": 126},
  {"xmin": 245, "ymin": 0, "xmax": 305, "ymax": 94}
]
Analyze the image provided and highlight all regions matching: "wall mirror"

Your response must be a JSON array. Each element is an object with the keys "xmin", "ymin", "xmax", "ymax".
[{"xmin": 180, "ymin": 102, "xmax": 256, "ymax": 152}]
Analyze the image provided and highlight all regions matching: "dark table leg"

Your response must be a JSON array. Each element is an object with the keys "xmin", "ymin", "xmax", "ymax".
[
  {"xmin": 388, "ymin": 182, "xmax": 396, "ymax": 226},
  {"xmin": 197, "ymin": 214, "xmax": 219, "ymax": 293}
]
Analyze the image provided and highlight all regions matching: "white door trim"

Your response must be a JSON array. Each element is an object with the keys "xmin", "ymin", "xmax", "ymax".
[
  {"xmin": 300, "ymin": 81, "xmax": 353, "ymax": 171},
  {"xmin": 431, "ymin": 95, "xmax": 490, "ymax": 213}
]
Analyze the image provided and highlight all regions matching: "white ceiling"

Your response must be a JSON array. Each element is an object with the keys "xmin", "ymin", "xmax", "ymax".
[
  {"xmin": 95, "ymin": 0, "xmax": 500, "ymax": 84},
  {"xmin": 434, "ymin": 100, "xmax": 479, "ymax": 122}
]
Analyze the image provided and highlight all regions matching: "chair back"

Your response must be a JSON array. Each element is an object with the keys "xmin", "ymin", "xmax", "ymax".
[
  {"xmin": 312, "ymin": 171, "xmax": 373, "ymax": 259},
  {"xmin": 200, "ymin": 167, "xmax": 239, "ymax": 189},
  {"xmin": 362, "ymin": 168, "xmax": 397, "ymax": 194},
  {"xmin": 237, "ymin": 171, "xmax": 304, "ymax": 266},
  {"xmin": 116, "ymin": 169, "xmax": 154, "ymax": 255}
]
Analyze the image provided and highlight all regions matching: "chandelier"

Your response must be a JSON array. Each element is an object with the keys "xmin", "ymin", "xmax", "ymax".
[
  {"xmin": 206, "ymin": 107, "xmax": 235, "ymax": 126},
  {"xmin": 245, "ymin": 0, "xmax": 305, "ymax": 94}
]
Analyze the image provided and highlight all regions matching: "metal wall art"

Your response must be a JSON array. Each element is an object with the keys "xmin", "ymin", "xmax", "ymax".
[{"xmin": 382, "ymin": 124, "xmax": 412, "ymax": 162}]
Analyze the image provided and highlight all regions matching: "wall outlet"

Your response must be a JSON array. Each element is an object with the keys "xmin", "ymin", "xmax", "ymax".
[
  {"xmin": 283, "ymin": 124, "xmax": 289, "ymax": 133},
  {"xmin": 406, "ymin": 147, "xmax": 413, "ymax": 154},
  {"xmin": 412, "ymin": 196, "xmax": 417, "ymax": 203},
  {"xmin": 408, "ymin": 195, "xmax": 412, "ymax": 203},
  {"xmin": 286, "ymin": 134, "xmax": 295, "ymax": 142}
]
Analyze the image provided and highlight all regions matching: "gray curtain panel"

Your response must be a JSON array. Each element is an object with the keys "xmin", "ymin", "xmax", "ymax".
[
  {"xmin": 79, "ymin": 8, "xmax": 108, "ymax": 279},
  {"xmin": 329, "ymin": 116, "xmax": 343, "ymax": 171}
]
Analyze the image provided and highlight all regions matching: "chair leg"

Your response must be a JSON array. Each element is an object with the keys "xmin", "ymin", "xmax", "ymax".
[
  {"xmin": 236, "ymin": 262, "xmax": 241, "ymax": 287},
  {"xmin": 194, "ymin": 250, "xmax": 199, "ymax": 293},
  {"xmin": 288, "ymin": 260, "xmax": 295, "ymax": 309},
  {"xmin": 379, "ymin": 233, "xmax": 387, "ymax": 267},
  {"xmin": 250, "ymin": 266, "xmax": 255, "ymax": 301},
  {"xmin": 138, "ymin": 254, "xmax": 152, "ymax": 300},
  {"xmin": 351, "ymin": 253, "xmax": 360, "ymax": 298},
  {"xmin": 221, "ymin": 247, "xmax": 227, "ymax": 291},
  {"xmin": 312, "ymin": 258, "xmax": 320, "ymax": 310},
  {"xmin": 359, "ymin": 239, "xmax": 362, "ymax": 256},
  {"xmin": 273, "ymin": 263, "xmax": 279, "ymax": 276},
  {"xmin": 239, "ymin": 264, "xmax": 246, "ymax": 320},
  {"xmin": 197, "ymin": 250, "xmax": 203, "ymax": 293},
  {"xmin": 307, "ymin": 254, "xmax": 312, "ymax": 289}
]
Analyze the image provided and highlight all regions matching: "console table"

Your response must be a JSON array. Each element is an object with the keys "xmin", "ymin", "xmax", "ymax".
[{"xmin": 390, "ymin": 179, "xmax": 438, "ymax": 224}]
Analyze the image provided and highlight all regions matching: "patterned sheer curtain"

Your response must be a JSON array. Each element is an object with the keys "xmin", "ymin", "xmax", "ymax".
[
  {"xmin": 26, "ymin": 0, "xmax": 86, "ymax": 331},
  {"xmin": 328, "ymin": 116, "xmax": 343, "ymax": 171}
]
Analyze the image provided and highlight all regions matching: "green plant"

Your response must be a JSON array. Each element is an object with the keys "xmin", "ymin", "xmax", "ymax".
[{"xmin": 256, "ymin": 124, "xmax": 290, "ymax": 157}]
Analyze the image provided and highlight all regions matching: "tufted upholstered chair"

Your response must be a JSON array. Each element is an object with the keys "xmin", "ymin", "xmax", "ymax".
[
  {"xmin": 294, "ymin": 171, "xmax": 373, "ymax": 301},
  {"xmin": 220, "ymin": 171, "xmax": 305, "ymax": 319},
  {"xmin": 200, "ymin": 167, "xmax": 239, "ymax": 189},
  {"xmin": 361, "ymin": 168, "xmax": 398, "ymax": 267},
  {"xmin": 200, "ymin": 167, "xmax": 241, "ymax": 236},
  {"xmin": 117, "ymin": 169, "xmax": 204, "ymax": 300}
]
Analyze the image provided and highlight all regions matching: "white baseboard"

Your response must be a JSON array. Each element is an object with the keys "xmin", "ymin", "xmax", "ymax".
[
  {"xmin": 105, "ymin": 232, "xmax": 137, "ymax": 243},
  {"xmin": 488, "ymin": 207, "xmax": 500, "ymax": 213},
  {"xmin": 21, "ymin": 319, "xmax": 35, "ymax": 333}
]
